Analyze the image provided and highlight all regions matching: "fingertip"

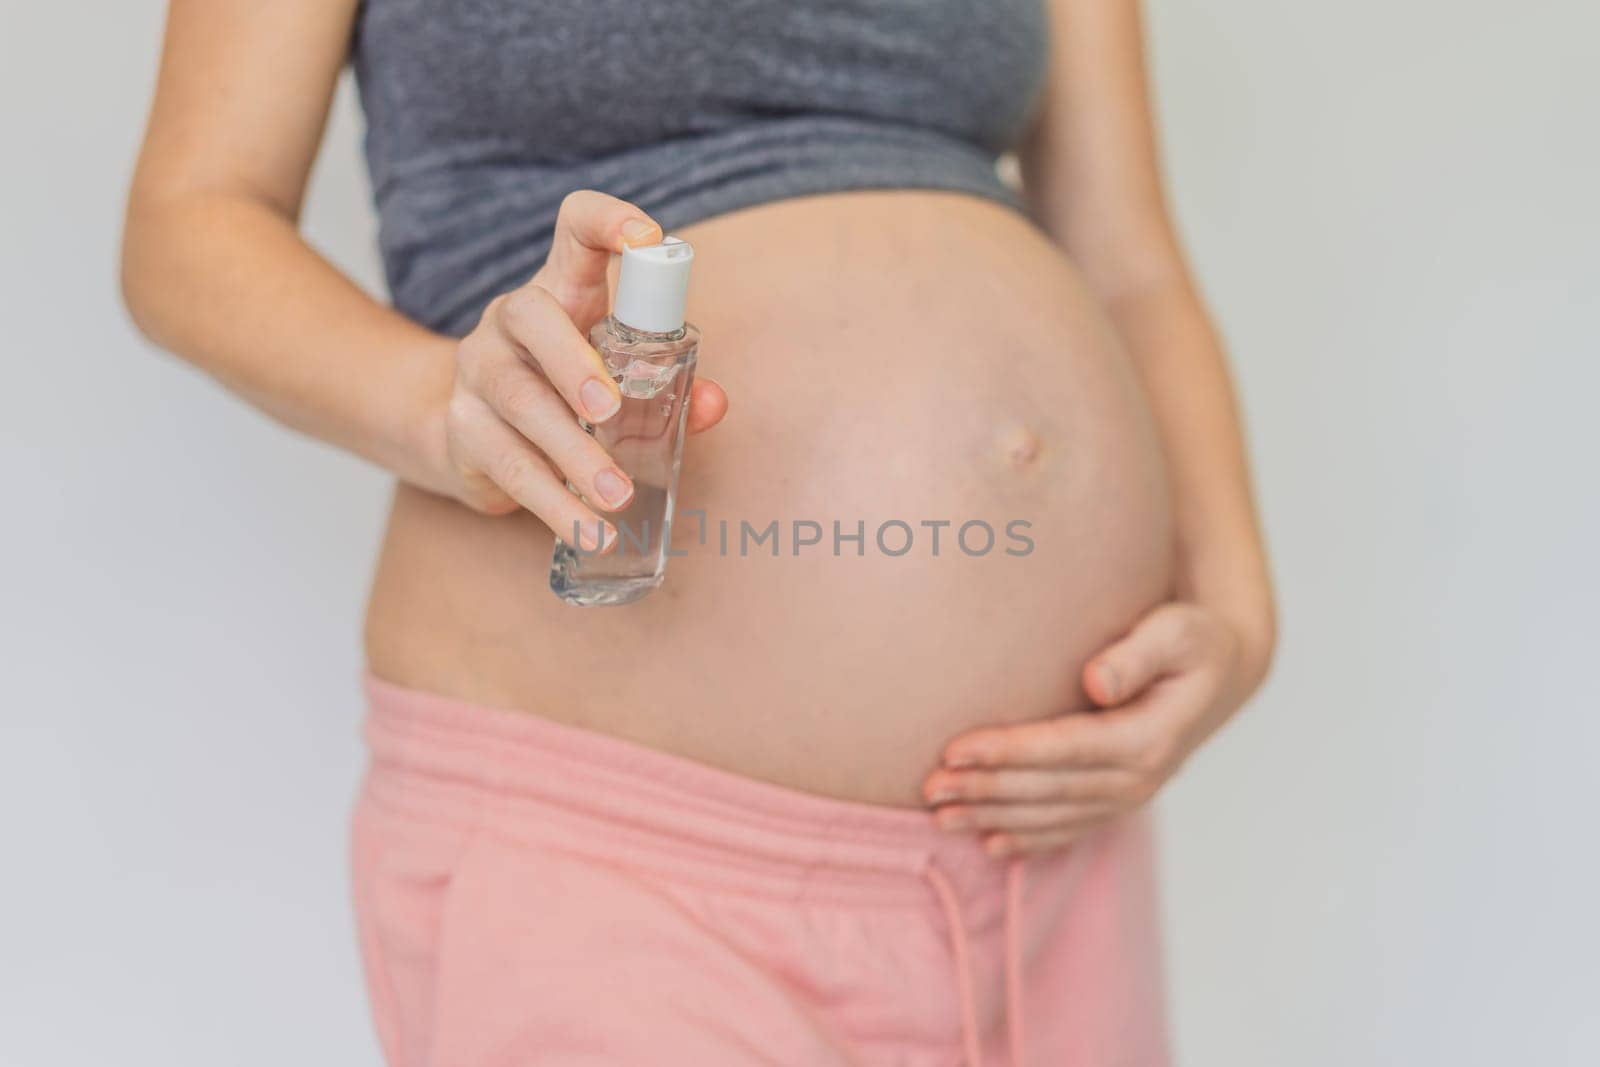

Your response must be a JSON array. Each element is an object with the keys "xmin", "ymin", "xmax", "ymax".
[
  {"xmin": 572, "ymin": 517, "xmax": 617, "ymax": 555},
  {"xmin": 1084, "ymin": 659, "xmax": 1120, "ymax": 706},
  {"xmin": 618, "ymin": 216, "xmax": 662, "ymax": 251},
  {"xmin": 580, "ymin": 376, "xmax": 623, "ymax": 423},
  {"xmin": 943, "ymin": 745, "xmax": 982, "ymax": 770},
  {"xmin": 686, "ymin": 379, "xmax": 729, "ymax": 434},
  {"xmin": 922, "ymin": 772, "xmax": 959, "ymax": 806}
]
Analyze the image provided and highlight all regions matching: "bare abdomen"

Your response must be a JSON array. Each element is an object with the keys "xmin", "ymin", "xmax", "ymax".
[{"xmin": 365, "ymin": 192, "xmax": 1173, "ymax": 806}]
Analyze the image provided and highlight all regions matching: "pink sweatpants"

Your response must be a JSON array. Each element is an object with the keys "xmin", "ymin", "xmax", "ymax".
[{"xmin": 351, "ymin": 676, "xmax": 1170, "ymax": 1066}]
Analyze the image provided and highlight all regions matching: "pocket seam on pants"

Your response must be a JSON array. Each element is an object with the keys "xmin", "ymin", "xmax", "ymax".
[{"xmin": 353, "ymin": 782, "xmax": 486, "ymax": 1067}]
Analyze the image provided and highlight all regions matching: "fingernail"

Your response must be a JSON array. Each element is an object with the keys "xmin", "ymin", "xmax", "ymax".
[
  {"xmin": 581, "ymin": 378, "xmax": 621, "ymax": 421},
  {"xmin": 620, "ymin": 218, "xmax": 658, "ymax": 246},
  {"xmin": 594, "ymin": 468, "xmax": 632, "ymax": 509},
  {"xmin": 936, "ymin": 808, "xmax": 969, "ymax": 831},
  {"xmin": 578, "ymin": 520, "xmax": 614, "ymax": 553},
  {"xmin": 986, "ymin": 835, "xmax": 1014, "ymax": 858},
  {"xmin": 945, "ymin": 752, "xmax": 980, "ymax": 770},
  {"xmin": 926, "ymin": 788, "xmax": 959, "ymax": 807}
]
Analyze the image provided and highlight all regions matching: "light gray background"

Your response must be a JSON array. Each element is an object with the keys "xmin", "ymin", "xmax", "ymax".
[{"xmin": 3, "ymin": 2, "xmax": 1596, "ymax": 1064}]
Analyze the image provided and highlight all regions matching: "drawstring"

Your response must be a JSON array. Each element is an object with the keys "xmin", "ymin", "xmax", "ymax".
[
  {"xmin": 1005, "ymin": 858, "xmax": 1026, "ymax": 1065},
  {"xmin": 923, "ymin": 864, "xmax": 986, "ymax": 1067},
  {"xmin": 921, "ymin": 858, "xmax": 1028, "ymax": 1066}
]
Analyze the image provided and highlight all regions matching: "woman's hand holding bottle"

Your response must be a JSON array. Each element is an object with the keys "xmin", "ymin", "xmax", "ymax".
[{"xmin": 422, "ymin": 191, "xmax": 728, "ymax": 548}]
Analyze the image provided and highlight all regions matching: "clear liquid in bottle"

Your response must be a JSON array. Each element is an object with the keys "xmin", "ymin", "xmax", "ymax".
[{"xmin": 549, "ymin": 237, "xmax": 699, "ymax": 606}]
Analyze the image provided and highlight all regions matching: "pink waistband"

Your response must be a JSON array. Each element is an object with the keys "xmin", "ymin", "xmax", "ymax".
[{"xmin": 360, "ymin": 674, "xmax": 1002, "ymax": 904}]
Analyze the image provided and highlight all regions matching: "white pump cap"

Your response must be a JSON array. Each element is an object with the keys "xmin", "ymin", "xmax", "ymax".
[{"xmin": 613, "ymin": 236, "xmax": 694, "ymax": 333}]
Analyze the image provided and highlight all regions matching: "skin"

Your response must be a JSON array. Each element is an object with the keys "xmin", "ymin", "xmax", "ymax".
[
  {"xmin": 929, "ymin": 0, "xmax": 1277, "ymax": 854},
  {"xmin": 441, "ymin": 195, "xmax": 728, "ymax": 552},
  {"xmin": 123, "ymin": 0, "xmax": 1275, "ymax": 856}
]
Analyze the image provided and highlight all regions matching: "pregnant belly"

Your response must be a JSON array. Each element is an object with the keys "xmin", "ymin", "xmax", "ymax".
[{"xmin": 365, "ymin": 191, "xmax": 1174, "ymax": 806}]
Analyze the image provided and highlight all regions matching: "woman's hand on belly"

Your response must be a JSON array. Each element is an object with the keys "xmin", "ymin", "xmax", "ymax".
[
  {"xmin": 424, "ymin": 191, "xmax": 728, "ymax": 546},
  {"xmin": 922, "ymin": 602, "xmax": 1261, "ymax": 856}
]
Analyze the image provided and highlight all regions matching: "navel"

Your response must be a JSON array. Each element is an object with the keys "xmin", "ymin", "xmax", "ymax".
[{"xmin": 996, "ymin": 423, "xmax": 1043, "ymax": 471}]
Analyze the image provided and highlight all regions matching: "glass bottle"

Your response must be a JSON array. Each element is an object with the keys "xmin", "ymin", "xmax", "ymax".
[{"xmin": 549, "ymin": 237, "xmax": 699, "ymax": 606}]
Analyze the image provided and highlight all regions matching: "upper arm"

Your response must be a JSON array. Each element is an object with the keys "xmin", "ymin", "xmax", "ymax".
[
  {"xmin": 128, "ymin": 0, "xmax": 359, "ymax": 219},
  {"xmin": 1019, "ymin": 0, "xmax": 1188, "ymax": 297}
]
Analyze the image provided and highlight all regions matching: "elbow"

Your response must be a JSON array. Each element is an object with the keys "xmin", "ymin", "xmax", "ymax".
[
  {"xmin": 118, "ymin": 202, "xmax": 164, "ymax": 346},
  {"xmin": 1247, "ymin": 604, "xmax": 1279, "ymax": 694},
  {"xmin": 119, "ymin": 178, "xmax": 202, "ymax": 348},
  {"xmin": 1234, "ymin": 592, "xmax": 1279, "ymax": 700},
  {"xmin": 119, "ymin": 211, "xmax": 153, "ymax": 341}
]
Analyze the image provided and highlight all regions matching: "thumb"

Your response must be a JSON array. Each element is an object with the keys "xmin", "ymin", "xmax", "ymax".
[
  {"xmin": 538, "ymin": 190, "xmax": 662, "ymax": 324},
  {"xmin": 1081, "ymin": 603, "xmax": 1193, "ymax": 707}
]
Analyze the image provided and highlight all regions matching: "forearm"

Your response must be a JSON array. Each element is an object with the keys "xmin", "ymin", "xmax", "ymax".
[
  {"xmin": 121, "ymin": 189, "xmax": 453, "ymax": 490},
  {"xmin": 1102, "ymin": 275, "xmax": 1277, "ymax": 691}
]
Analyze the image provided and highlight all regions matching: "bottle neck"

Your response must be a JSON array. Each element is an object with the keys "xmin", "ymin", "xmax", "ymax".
[{"xmin": 609, "ymin": 315, "xmax": 686, "ymax": 344}]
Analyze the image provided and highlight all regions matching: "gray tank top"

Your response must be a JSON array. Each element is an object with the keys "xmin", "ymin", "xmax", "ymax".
[{"xmin": 352, "ymin": 1, "xmax": 1048, "ymax": 336}]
